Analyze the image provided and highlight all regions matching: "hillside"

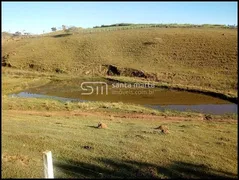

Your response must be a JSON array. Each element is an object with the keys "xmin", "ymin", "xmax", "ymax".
[
  {"xmin": 2, "ymin": 32, "xmax": 13, "ymax": 38},
  {"xmin": 1, "ymin": 32, "xmax": 13, "ymax": 43},
  {"xmin": 2, "ymin": 27, "xmax": 238, "ymax": 96}
]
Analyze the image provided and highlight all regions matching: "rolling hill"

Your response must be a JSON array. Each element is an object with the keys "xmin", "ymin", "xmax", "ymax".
[{"xmin": 2, "ymin": 27, "xmax": 238, "ymax": 96}]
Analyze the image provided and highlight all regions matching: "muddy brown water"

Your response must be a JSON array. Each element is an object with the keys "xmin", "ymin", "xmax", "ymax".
[{"xmin": 9, "ymin": 80, "xmax": 237, "ymax": 115}]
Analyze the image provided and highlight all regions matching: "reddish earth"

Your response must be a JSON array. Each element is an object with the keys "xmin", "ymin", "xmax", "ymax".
[{"xmin": 3, "ymin": 110, "xmax": 236, "ymax": 123}]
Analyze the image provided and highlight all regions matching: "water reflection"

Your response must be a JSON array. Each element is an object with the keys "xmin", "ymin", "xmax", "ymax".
[{"xmin": 10, "ymin": 92, "xmax": 237, "ymax": 115}]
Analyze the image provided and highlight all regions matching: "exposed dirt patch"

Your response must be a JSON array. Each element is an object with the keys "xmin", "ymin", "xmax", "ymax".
[
  {"xmin": 102, "ymin": 64, "xmax": 158, "ymax": 81},
  {"xmin": 2, "ymin": 153, "xmax": 30, "ymax": 166},
  {"xmin": 3, "ymin": 110, "xmax": 236, "ymax": 123},
  {"xmin": 120, "ymin": 67, "xmax": 147, "ymax": 78}
]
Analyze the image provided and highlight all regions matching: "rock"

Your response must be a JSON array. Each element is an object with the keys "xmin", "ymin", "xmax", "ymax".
[
  {"xmin": 102, "ymin": 64, "xmax": 120, "ymax": 76},
  {"xmin": 85, "ymin": 70, "xmax": 91, "ymax": 75},
  {"xmin": 204, "ymin": 114, "xmax": 212, "ymax": 120},
  {"xmin": 97, "ymin": 122, "xmax": 107, "ymax": 129},
  {"xmin": 55, "ymin": 68, "xmax": 64, "ymax": 73},
  {"xmin": 155, "ymin": 125, "xmax": 169, "ymax": 134}
]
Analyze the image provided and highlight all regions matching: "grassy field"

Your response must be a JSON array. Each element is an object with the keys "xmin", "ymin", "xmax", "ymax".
[
  {"xmin": 2, "ymin": 109, "xmax": 237, "ymax": 178},
  {"xmin": 1, "ymin": 26, "xmax": 238, "ymax": 178}
]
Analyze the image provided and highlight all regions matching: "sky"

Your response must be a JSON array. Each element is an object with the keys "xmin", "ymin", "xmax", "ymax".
[{"xmin": 2, "ymin": 1, "xmax": 238, "ymax": 34}]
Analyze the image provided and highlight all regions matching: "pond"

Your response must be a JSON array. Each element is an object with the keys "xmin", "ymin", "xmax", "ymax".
[{"xmin": 9, "ymin": 80, "xmax": 237, "ymax": 115}]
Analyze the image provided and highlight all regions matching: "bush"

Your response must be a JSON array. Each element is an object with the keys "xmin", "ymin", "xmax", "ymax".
[
  {"xmin": 13, "ymin": 31, "xmax": 21, "ymax": 36},
  {"xmin": 51, "ymin": 27, "xmax": 57, "ymax": 32}
]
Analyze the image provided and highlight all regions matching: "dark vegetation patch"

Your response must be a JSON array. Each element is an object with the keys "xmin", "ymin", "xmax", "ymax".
[
  {"xmin": 55, "ymin": 68, "xmax": 65, "ymax": 73},
  {"xmin": 28, "ymin": 63, "xmax": 46, "ymax": 71},
  {"xmin": 2, "ymin": 55, "xmax": 12, "ymax": 67},
  {"xmin": 53, "ymin": 34, "xmax": 72, "ymax": 38},
  {"xmin": 204, "ymin": 114, "xmax": 213, "ymax": 120},
  {"xmin": 29, "ymin": 64, "xmax": 34, "ymax": 68},
  {"xmin": 82, "ymin": 146, "xmax": 94, "ymax": 150}
]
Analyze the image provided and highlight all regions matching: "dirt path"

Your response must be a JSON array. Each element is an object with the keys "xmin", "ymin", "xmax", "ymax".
[
  {"xmin": 3, "ymin": 109, "xmax": 187, "ymax": 120},
  {"xmin": 3, "ymin": 109, "xmax": 236, "ymax": 123}
]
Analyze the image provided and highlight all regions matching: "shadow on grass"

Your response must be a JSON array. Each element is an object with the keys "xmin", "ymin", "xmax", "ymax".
[
  {"xmin": 87, "ymin": 125, "xmax": 98, "ymax": 129},
  {"xmin": 52, "ymin": 33, "xmax": 72, "ymax": 38},
  {"xmin": 143, "ymin": 41, "xmax": 157, "ymax": 45},
  {"xmin": 54, "ymin": 157, "xmax": 237, "ymax": 179}
]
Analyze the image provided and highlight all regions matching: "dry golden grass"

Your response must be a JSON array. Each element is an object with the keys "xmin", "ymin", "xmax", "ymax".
[{"xmin": 2, "ymin": 109, "xmax": 237, "ymax": 178}]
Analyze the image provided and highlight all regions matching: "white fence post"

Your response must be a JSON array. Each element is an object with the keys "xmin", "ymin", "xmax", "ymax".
[{"xmin": 43, "ymin": 151, "xmax": 54, "ymax": 178}]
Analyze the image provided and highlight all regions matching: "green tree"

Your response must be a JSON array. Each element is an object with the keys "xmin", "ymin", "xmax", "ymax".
[{"xmin": 51, "ymin": 27, "xmax": 57, "ymax": 32}]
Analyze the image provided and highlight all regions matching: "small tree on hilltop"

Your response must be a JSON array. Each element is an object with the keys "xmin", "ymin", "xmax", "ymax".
[
  {"xmin": 65, "ymin": 28, "xmax": 70, "ymax": 34},
  {"xmin": 62, "ymin": 25, "xmax": 72, "ymax": 34},
  {"xmin": 62, "ymin": 25, "xmax": 66, "ymax": 31},
  {"xmin": 51, "ymin": 27, "xmax": 57, "ymax": 32},
  {"xmin": 13, "ymin": 31, "xmax": 21, "ymax": 36},
  {"xmin": 68, "ymin": 26, "xmax": 77, "ymax": 31},
  {"xmin": 62, "ymin": 25, "xmax": 70, "ymax": 33}
]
